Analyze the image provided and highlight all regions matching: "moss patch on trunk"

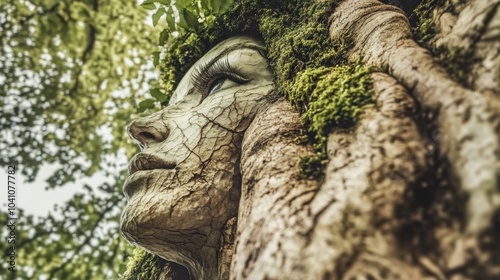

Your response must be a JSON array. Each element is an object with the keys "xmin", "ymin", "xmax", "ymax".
[
  {"xmin": 121, "ymin": 248, "xmax": 167, "ymax": 280},
  {"xmin": 294, "ymin": 65, "xmax": 374, "ymax": 178},
  {"xmin": 412, "ymin": 0, "xmax": 442, "ymax": 45},
  {"xmin": 121, "ymin": 248, "xmax": 189, "ymax": 280}
]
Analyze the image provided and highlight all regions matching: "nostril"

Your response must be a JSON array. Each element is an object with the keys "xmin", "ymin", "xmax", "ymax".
[
  {"xmin": 127, "ymin": 116, "xmax": 170, "ymax": 150},
  {"xmin": 139, "ymin": 131, "xmax": 156, "ymax": 141}
]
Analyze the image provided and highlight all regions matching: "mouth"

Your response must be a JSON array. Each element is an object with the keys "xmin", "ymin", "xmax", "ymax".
[
  {"xmin": 123, "ymin": 153, "xmax": 176, "ymax": 199},
  {"xmin": 128, "ymin": 153, "xmax": 176, "ymax": 176}
]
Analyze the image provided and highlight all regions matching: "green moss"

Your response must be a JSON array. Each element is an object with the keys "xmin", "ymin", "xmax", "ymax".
[
  {"xmin": 121, "ymin": 248, "xmax": 168, "ymax": 280},
  {"xmin": 298, "ymin": 155, "xmax": 325, "ymax": 179},
  {"xmin": 159, "ymin": 33, "xmax": 205, "ymax": 103},
  {"xmin": 293, "ymin": 65, "xmax": 374, "ymax": 178},
  {"xmin": 304, "ymin": 65, "xmax": 373, "ymax": 135},
  {"xmin": 412, "ymin": 0, "xmax": 441, "ymax": 45},
  {"xmin": 411, "ymin": 0, "xmax": 474, "ymax": 87},
  {"xmin": 158, "ymin": 0, "xmax": 375, "ymax": 178}
]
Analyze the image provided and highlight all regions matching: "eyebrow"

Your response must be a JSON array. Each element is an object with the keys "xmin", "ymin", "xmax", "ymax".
[{"xmin": 194, "ymin": 42, "xmax": 267, "ymax": 78}]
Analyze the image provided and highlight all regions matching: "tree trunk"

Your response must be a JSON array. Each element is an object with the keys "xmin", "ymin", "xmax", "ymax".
[
  {"xmin": 229, "ymin": 0, "xmax": 500, "ymax": 279},
  {"xmin": 151, "ymin": 0, "xmax": 500, "ymax": 279}
]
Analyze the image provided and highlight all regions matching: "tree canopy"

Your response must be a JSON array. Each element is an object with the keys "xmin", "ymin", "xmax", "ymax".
[
  {"xmin": 1, "ymin": 0, "xmax": 158, "ymax": 182},
  {"xmin": 0, "ymin": 0, "xmax": 161, "ymax": 278}
]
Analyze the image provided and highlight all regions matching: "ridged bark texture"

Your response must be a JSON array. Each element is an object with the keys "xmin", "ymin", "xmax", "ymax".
[
  {"xmin": 146, "ymin": 0, "xmax": 500, "ymax": 279},
  {"xmin": 230, "ymin": 0, "xmax": 500, "ymax": 279}
]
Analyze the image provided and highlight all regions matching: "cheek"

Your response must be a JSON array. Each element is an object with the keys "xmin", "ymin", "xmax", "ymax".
[
  {"xmin": 152, "ymin": 94, "xmax": 257, "ymax": 165},
  {"xmin": 124, "ymin": 176, "xmax": 212, "ymax": 231},
  {"xmin": 196, "ymin": 86, "xmax": 274, "ymax": 132}
]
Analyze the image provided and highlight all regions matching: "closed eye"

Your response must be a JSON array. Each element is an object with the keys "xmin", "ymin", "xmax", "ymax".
[
  {"xmin": 207, "ymin": 74, "xmax": 249, "ymax": 95},
  {"xmin": 192, "ymin": 56, "xmax": 249, "ymax": 98},
  {"xmin": 209, "ymin": 77, "xmax": 232, "ymax": 94}
]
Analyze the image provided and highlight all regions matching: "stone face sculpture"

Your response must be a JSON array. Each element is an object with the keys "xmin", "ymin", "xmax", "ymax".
[{"xmin": 120, "ymin": 36, "xmax": 276, "ymax": 279}]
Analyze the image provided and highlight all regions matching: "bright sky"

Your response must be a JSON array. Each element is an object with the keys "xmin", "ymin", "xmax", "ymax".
[
  {"xmin": 1, "ymin": 163, "xmax": 119, "ymax": 218},
  {"xmin": 1, "ymin": 142, "xmax": 130, "ymax": 218}
]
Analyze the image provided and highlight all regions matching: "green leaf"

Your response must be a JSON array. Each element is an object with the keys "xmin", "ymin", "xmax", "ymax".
[
  {"xmin": 200, "ymin": 0, "xmax": 211, "ymax": 11},
  {"xmin": 166, "ymin": 10, "xmax": 176, "ymax": 31},
  {"xmin": 152, "ymin": 8, "xmax": 166, "ymax": 26},
  {"xmin": 0, "ymin": 0, "xmax": 160, "ymax": 277},
  {"xmin": 211, "ymin": 0, "xmax": 233, "ymax": 13},
  {"xmin": 177, "ymin": 13, "xmax": 189, "ymax": 29},
  {"xmin": 150, "ymin": 88, "xmax": 167, "ymax": 102},
  {"xmin": 178, "ymin": 8, "xmax": 199, "ymax": 31},
  {"xmin": 152, "ymin": 51, "xmax": 161, "ymax": 66},
  {"xmin": 159, "ymin": 29, "xmax": 169, "ymax": 45},
  {"xmin": 140, "ymin": 0, "xmax": 156, "ymax": 10},
  {"xmin": 156, "ymin": 0, "xmax": 172, "ymax": 4},
  {"xmin": 184, "ymin": 8, "xmax": 199, "ymax": 31},
  {"xmin": 138, "ymin": 99, "xmax": 156, "ymax": 113},
  {"xmin": 176, "ymin": 0, "xmax": 192, "ymax": 8}
]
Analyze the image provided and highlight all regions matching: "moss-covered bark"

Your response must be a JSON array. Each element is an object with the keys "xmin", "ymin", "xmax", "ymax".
[{"xmin": 121, "ymin": 248, "xmax": 189, "ymax": 280}]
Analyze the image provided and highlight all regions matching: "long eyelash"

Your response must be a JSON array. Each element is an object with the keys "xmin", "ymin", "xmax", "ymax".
[{"xmin": 192, "ymin": 57, "xmax": 245, "ymax": 95}]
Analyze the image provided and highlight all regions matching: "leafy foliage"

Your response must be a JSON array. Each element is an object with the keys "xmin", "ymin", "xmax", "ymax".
[
  {"xmin": 1, "ymin": 173, "xmax": 130, "ymax": 279},
  {"xmin": 0, "ymin": 0, "xmax": 158, "ymax": 183},
  {"xmin": 138, "ymin": 0, "xmax": 235, "ymax": 107},
  {"xmin": 0, "ymin": 0, "xmax": 165, "ymax": 278}
]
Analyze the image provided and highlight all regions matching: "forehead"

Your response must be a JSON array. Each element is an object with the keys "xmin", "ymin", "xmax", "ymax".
[
  {"xmin": 205, "ymin": 36, "xmax": 264, "ymax": 58},
  {"xmin": 169, "ymin": 36, "xmax": 266, "ymax": 105}
]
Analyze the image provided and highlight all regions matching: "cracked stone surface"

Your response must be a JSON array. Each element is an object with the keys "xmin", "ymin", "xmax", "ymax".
[{"xmin": 120, "ymin": 36, "xmax": 276, "ymax": 279}]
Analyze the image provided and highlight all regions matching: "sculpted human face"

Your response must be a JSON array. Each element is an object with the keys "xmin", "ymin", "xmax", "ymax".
[{"xmin": 120, "ymin": 36, "xmax": 275, "ymax": 277}]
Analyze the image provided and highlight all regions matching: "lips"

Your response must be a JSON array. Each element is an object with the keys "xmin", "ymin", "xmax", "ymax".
[
  {"xmin": 128, "ymin": 153, "xmax": 176, "ymax": 176},
  {"xmin": 123, "ymin": 153, "xmax": 176, "ymax": 199}
]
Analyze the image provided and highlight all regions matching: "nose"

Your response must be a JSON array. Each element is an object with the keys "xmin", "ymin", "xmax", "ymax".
[{"xmin": 127, "ymin": 113, "xmax": 170, "ymax": 150}]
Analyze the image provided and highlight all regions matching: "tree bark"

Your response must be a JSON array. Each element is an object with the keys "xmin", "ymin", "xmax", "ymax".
[
  {"xmin": 229, "ymin": 0, "xmax": 500, "ymax": 279},
  {"xmin": 150, "ymin": 1, "xmax": 500, "ymax": 279}
]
